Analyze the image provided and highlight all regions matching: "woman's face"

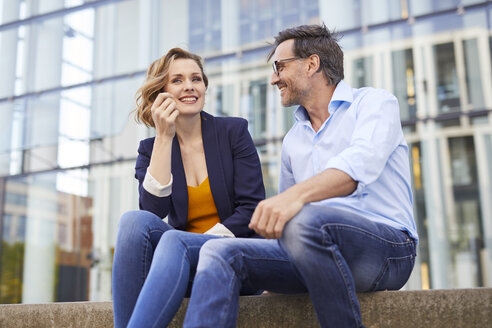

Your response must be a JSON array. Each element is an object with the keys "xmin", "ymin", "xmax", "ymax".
[{"xmin": 164, "ymin": 58, "xmax": 206, "ymax": 116}]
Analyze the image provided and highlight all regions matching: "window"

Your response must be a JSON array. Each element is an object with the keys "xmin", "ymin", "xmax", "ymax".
[
  {"xmin": 248, "ymin": 80, "xmax": 267, "ymax": 138},
  {"xmin": 352, "ymin": 56, "xmax": 373, "ymax": 88},
  {"xmin": 433, "ymin": 42, "xmax": 460, "ymax": 113},
  {"xmin": 392, "ymin": 49, "xmax": 416, "ymax": 121},
  {"xmin": 463, "ymin": 39, "xmax": 485, "ymax": 110},
  {"xmin": 189, "ymin": 0, "xmax": 221, "ymax": 53},
  {"xmin": 447, "ymin": 136, "xmax": 484, "ymax": 287}
]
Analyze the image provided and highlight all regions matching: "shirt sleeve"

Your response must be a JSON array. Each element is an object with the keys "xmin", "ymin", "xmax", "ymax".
[
  {"xmin": 135, "ymin": 139, "xmax": 172, "ymax": 218},
  {"xmin": 143, "ymin": 170, "xmax": 173, "ymax": 197},
  {"xmin": 204, "ymin": 223, "xmax": 235, "ymax": 237},
  {"xmin": 324, "ymin": 89, "xmax": 403, "ymax": 196}
]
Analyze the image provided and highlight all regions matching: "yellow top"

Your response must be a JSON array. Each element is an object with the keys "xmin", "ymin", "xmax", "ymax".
[{"xmin": 186, "ymin": 177, "xmax": 220, "ymax": 233}]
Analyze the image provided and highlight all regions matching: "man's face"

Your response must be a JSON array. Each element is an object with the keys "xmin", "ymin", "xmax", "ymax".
[{"xmin": 270, "ymin": 39, "xmax": 309, "ymax": 107}]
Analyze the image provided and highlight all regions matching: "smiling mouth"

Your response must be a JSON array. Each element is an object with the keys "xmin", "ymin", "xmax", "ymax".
[{"xmin": 179, "ymin": 96, "xmax": 198, "ymax": 103}]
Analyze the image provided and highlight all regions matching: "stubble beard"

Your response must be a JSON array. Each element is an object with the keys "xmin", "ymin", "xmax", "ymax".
[{"xmin": 281, "ymin": 81, "xmax": 309, "ymax": 108}]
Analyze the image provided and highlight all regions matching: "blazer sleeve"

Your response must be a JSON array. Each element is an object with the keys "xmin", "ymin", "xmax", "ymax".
[
  {"xmin": 135, "ymin": 139, "xmax": 172, "ymax": 218},
  {"xmin": 221, "ymin": 120, "xmax": 265, "ymax": 237}
]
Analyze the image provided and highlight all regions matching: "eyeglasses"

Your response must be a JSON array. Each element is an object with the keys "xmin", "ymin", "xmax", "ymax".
[{"xmin": 272, "ymin": 57, "xmax": 300, "ymax": 76}]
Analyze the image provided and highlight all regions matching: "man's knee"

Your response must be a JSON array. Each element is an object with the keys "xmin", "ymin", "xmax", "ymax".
[
  {"xmin": 197, "ymin": 239, "xmax": 240, "ymax": 273},
  {"xmin": 281, "ymin": 205, "xmax": 347, "ymax": 259},
  {"xmin": 282, "ymin": 205, "xmax": 322, "ymax": 239},
  {"xmin": 280, "ymin": 206, "xmax": 317, "ymax": 259}
]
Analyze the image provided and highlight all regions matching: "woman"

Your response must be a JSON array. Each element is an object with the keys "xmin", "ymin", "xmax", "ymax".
[{"xmin": 112, "ymin": 48, "xmax": 264, "ymax": 328}]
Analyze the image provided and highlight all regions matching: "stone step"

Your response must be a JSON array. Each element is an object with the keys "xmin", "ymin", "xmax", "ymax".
[{"xmin": 0, "ymin": 288, "xmax": 490, "ymax": 327}]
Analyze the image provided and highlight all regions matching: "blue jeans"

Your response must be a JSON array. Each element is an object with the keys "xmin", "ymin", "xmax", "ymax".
[
  {"xmin": 112, "ymin": 210, "xmax": 174, "ymax": 328},
  {"xmin": 113, "ymin": 210, "xmax": 237, "ymax": 327},
  {"xmin": 184, "ymin": 205, "xmax": 416, "ymax": 328}
]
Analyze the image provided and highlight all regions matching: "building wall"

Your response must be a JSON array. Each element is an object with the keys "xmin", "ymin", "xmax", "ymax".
[{"xmin": 0, "ymin": 0, "xmax": 491, "ymax": 303}]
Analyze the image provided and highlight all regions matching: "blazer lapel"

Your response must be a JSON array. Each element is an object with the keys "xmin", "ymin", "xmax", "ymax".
[
  {"xmin": 201, "ymin": 112, "xmax": 233, "ymax": 220},
  {"xmin": 171, "ymin": 136, "xmax": 188, "ymax": 229}
]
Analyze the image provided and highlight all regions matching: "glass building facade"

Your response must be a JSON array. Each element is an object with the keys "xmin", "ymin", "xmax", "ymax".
[{"xmin": 0, "ymin": 0, "xmax": 491, "ymax": 303}]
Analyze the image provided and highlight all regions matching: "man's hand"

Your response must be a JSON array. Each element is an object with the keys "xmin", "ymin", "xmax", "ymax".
[
  {"xmin": 249, "ymin": 189, "xmax": 304, "ymax": 239},
  {"xmin": 249, "ymin": 168, "xmax": 356, "ymax": 239}
]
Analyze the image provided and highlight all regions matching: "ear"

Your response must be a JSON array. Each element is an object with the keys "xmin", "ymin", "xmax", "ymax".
[{"xmin": 305, "ymin": 54, "xmax": 320, "ymax": 77}]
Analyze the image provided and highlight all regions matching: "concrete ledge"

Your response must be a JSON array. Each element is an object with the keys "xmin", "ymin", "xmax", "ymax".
[{"xmin": 0, "ymin": 288, "xmax": 491, "ymax": 327}]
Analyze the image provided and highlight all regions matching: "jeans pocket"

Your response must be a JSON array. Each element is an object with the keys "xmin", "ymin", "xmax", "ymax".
[{"xmin": 370, "ymin": 254, "xmax": 415, "ymax": 291}]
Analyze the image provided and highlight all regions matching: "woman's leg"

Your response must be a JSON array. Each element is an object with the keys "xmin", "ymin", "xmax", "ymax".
[
  {"xmin": 112, "ymin": 210, "xmax": 174, "ymax": 328},
  {"xmin": 127, "ymin": 230, "xmax": 220, "ymax": 328}
]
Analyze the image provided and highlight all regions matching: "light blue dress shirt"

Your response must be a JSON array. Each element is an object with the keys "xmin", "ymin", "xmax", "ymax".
[{"xmin": 280, "ymin": 80, "xmax": 418, "ymax": 242}]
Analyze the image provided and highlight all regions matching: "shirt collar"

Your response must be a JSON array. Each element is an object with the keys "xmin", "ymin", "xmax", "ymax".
[
  {"xmin": 330, "ymin": 80, "xmax": 353, "ymax": 105},
  {"xmin": 294, "ymin": 80, "xmax": 353, "ymax": 122}
]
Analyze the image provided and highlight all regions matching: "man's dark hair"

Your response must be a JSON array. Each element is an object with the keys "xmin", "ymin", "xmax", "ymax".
[{"xmin": 268, "ymin": 24, "xmax": 344, "ymax": 85}]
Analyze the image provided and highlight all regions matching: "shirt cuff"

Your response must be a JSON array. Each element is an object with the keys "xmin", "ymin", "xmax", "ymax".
[
  {"xmin": 324, "ymin": 157, "xmax": 365, "ymax": 197},
  {"xmin": 204, "ymin": 223, "xmax": 235, "ymax": 238},
  {"xmin": 143, "ymin": 170, "xmax": 173, "ymax": 197}
]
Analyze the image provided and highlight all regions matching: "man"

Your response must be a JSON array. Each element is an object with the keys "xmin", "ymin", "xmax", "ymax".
[{"xmin": 183, "ymin": 24, "xmax": 418, "ymax": 328}]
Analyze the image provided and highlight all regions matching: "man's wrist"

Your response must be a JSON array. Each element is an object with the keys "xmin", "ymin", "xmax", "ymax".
[{"xmin": 287, "ymin": 183, "xmax": 309, "ymax": 205}]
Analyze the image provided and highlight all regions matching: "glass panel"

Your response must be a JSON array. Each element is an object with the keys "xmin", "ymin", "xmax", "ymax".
[
  {"xmin": 361, "ymin": 0, "xmax": 402, "ymax": 26},
  {"xmin": 0, "ymin": 102, "xmax": 15, "ymax": 172},
  {"xmin": 0, "ymin": 0, "xmax": 99, "ymax": 25},
  {"xmin": 283, "ymin": 106, "xmax": 296, "ymax": 133},
  {"xmin": 409, "ymin": 142, "xmax": 431, "ymax": 289},
  {"xmin": 1, "ymin": 172, "xmax": 93, "ymax": 303},
  {"xmin": 433, "ymin": 42, "xmax": 461, "ymax": 113},
  {"xmin": 392, "ymin": 48, "xmax": 417, "ymax": 121},
  {"xmin": 461, "ymin": 0, "xmax": 485, "ymax": 5},
  {"xmin": 259, "ymin": 149, "xmax": 280, "ymax": 198},
  {"xmin": 24, "ymin": 94, "xmax": 60, "ymax": 150},
  {"xmin": 58, "ymin": 95, "xmax": 90, "ymax": 168},
  {"xmin": 90, "ymin": 76, "xmax": 143, "ymax": 140},
  {"xmin": 189, "ymin": 0, "xmax": 222, "ymax": 53},
  {"xmin": 0, "ymin": 1, "xmax": 23, "ymax": 25},
  {"xmin": 214, "ymin": 84, "xmax": 234, "ymax": 117},
  {"xmin": 448, "ymin": 136, "xmax": 484, "ymax": 287},
  {"xmin": 490, "ymin": 36, "xmax": 492, "ymax": 81},
  {"xmin": 410, "ymin": 0, "xmax": 456, "ymax": 16},
  {"xmin": 248, "ymin": 80, "xmax": 267, "ymax": 138},
  {"xmin": 322, "ymin": 0, "xmax": 360, "ymax": 31},
  {"xmin": 462, "ymin": 39, "xmax": 485, "ymax": 110},
  {"xmin": 238, "ymin": 0, "xmax": 318, "ymax": 45},
  {"xmin": 93, "ymin": 1, "xmax": 144, "ymax": 80},
  {"xmin": 0, "ymin": 26, "xmax": 25, "ymax": 98},
  {"xmin": 352, "ymin": 56, "xmax": 373, "ymax": 88}
]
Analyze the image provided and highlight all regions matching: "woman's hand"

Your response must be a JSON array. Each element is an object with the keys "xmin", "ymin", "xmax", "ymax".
[{"xmin": 151, "ymin": 92, "xmax": 180, "ymax": 138}]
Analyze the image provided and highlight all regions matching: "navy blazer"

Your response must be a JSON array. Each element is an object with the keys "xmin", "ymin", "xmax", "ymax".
[{"xmin": 135, "ymin": 112, "xmax": 265, "ymax": 237}]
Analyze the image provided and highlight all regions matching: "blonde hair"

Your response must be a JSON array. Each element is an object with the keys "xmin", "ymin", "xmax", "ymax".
[{"xmin": 134, "ymin": 48, "xmax": 209, "ymax": 127}]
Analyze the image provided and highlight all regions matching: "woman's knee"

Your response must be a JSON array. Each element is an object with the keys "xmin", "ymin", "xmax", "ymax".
[
  {"xmin": 116, "ymin": 210, "xmax": 171, "ymax": 247},
  {"xmin": 118, "ymin": 210, "xmax": 166, "ymax": 233}
]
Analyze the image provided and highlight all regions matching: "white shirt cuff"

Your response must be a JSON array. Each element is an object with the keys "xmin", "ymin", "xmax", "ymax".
[
  {"xmin": 204, "ymin": 223, "xmax": 235, "ymax": 238},
  {"xmin": 143, "ymin": 170, "xmax": 173, "ymax": 197}
]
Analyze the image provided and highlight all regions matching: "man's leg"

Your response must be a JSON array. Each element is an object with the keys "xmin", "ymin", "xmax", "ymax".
[
  {"xmin": 112, "ymin": 210, "xmax": 174, "ymax": 328},
  {"xmin": 280, "ymin": 204, "xmax": 416, "ymax": 328},
  {"xmin": 183, "ymin": 238, "xmax": 306, "ymax": 328},
  {"xmin": 127, "ymin": 230, "xmax": 221, "ymax": 327}
]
